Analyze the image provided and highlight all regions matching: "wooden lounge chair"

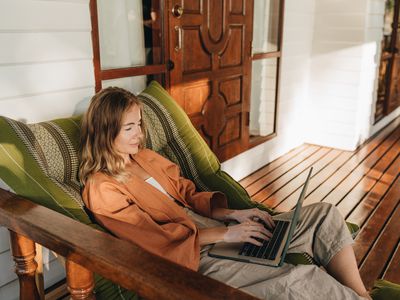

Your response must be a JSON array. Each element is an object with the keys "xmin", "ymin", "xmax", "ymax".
[{"xmin": 0, "ymin": 81, "xmax": 368, "ymax": 299}]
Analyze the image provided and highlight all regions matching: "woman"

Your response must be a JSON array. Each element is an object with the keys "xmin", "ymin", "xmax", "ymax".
[{"xmin": 79, "ymin": 87, "xmax": 371, "ymax": 300}]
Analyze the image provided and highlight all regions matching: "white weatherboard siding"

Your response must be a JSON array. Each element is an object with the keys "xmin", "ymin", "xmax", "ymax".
[
  {"xmin": 305, "ymin": 0, "xmax": 393, "ymax": 150},
  {"xmin": 0, "ymin": 0, "xmax": 94, "ymax": 298},
  {"xmin": 307, "ymin": 0, "xmax": 368, "ymax": 150}
]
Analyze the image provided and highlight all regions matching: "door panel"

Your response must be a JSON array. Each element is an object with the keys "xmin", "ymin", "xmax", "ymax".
[
  {"xmin": 168, "ymin": 0, "xmax": 252, "ymax": 161},
  {"xmin": 220, "ymin": 27, "xmax": 243, "ymax": 67},
  {"xmin": 182, "ymin": 29, "xmax": 211, "ymax": 73}
]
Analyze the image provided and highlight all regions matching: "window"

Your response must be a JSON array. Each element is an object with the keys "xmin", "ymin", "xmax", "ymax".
[
  {"xmin": 249, "ymin": 0, "xmax": 283, "ymax": 144},
  {"xmin": 90, "ymin": 0, "xmax": 167, "ymax": 94}
]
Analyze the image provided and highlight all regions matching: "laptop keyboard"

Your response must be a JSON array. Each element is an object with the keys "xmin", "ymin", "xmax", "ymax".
[{"xmin": 238, "ymin": 220, "xmax": 290, "ymax": 260}]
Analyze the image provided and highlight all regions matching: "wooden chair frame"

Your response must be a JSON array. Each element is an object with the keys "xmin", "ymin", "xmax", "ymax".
[{"xmin": 0, "ymin": 188, "xmax": 258, "ymax": 300}]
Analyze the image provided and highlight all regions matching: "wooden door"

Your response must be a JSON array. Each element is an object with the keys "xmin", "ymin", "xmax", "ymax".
[{"xmin": 167, "ymin": 0, "xmax": 253, "ymax": 161}]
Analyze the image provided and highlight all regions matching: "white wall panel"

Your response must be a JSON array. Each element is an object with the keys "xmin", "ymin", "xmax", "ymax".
[
  {"xmin": 39, "ymin": 0, "xmax": 88, "ymax": 3},
  {"xmin": 307, "ymin": 132, "xmax": 356, "ymax": 151},
  {"xmin": 284, "ymin": 13, "xmax": 315, "ymax": 29},
  {"xmin": 368, "ymin": 15, "xmax": 385, "ymax": 28},
  {"xmin": 309, "ymin": 93, "xmax": 358, "ymax": 111},
  {"xmin": 0, "ymin": 32, "xmax": 92, "ymax": 64},
  {"xmin": 314, "ymin": 108, "xmax": 357, "ymax": 126},
  {"xmin": 0, "ymin": 251, "xmax": 17, "ymax": 287},
  {"xmin": 306, "ymin": 1, "xmax": 367, "ymax": 150},
  {"xmin": 312, "ymin": 56, "xmax": 362, "ymax": 72},
  {"xmin": 315, "ymin": 0, "xmax": 366, "ymax": 13},
  {"xmin": 311, "ymin": 69, "xmax": 361, "ymax": 85},
  {"xmin": 0, "ymin": 228, "xmax": 10, "ymax": 254},
  {"xmin": 284, "ymin": 0, "xmax": 315, "ymax": 13},
  {"xmin": 312, "ymin": 43, "xmax": 365, "ymax": 57},
  {"xmin": 0, "ymin": 280, "xmax": 18, "ymax": 300},
  {"xmin": 0, "ymin": 87, "xmax": 92, "ymax": 123},
  {"xmin": 314, "ymin": 14, "xmax": 365, "ymax": 28},
  {"xmin": 368, "ymin": 0, "xmax": 385, "ymax": 14},
  {"xmin": 313, "ymin": 28, "xmax": 365, "ymax": 43},
  {"xmin": 366, "ymin": 29, "xmax": 385, "ymax": 41},
  {"xmin": 0, "ymin": 0, "xmax": 90, "ymax": 31},
  {"xmin": 0, "ymin": 60, "xmax": 94, "ymax": 100},
  {"xmin": 311, "ymin": 82, "xmax": 359, "ymax": 98},
  {"xmin": 0, "ymin": 249, "xmax": 65, "ymax": 288},
  {"xmin": 306, "ymin": 0, "xmax": 391, "ymax": 150}
]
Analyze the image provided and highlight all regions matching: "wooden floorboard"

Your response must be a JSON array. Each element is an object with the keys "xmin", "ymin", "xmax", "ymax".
[
  {"xmin": 359, "ymin": 201, "xmax": 400, "ymax": 290},
  {"xmin": 244, "ymin": 145, "xmax": 321, "ymax": 196},
  {"xmin": 240, "ymin": 144, "xmax": 309, "ymax": 188},
  {"xmin": 263, "ymin": 149, "xmax": 343, "ymax": 210},
  {"xmin": 321, "ymin": 126, "xmax": 400, "ymax": 205},
  {"xmin": 275, "ymin": 150, "xmax": 353, "ymax": 212},
  {"xmin": 352, "ymin": 175, "xmax": 400, "ymax": 263},
  {"xmin": 384, "ymin": 242, "xmax": 400, "ymax": 284},
  {"xmin": 304, "ymin": 125, "xmax": 400, "ymax": 207},
  {"xmin": 339, "ymin": 144, "xmax": 400, "ymax": 221},
  {"xmin": 252, "ymin": 147, "xmax": 330, "ymax": 203},
  {"xmin": 239, "ymin": 116, "xmax": 400, "ymax": 290}
]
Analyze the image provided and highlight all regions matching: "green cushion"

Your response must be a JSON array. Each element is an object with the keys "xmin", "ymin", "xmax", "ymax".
[
  {"xmin": 347, "ymin": 221, "xmax": 360, "ymax": 239},
  {"xmin": 370, "ymin": 280, "xmax": 400, "ymax": 300},
  {"xmin": 0, "ymin": 115, "xmax": 90, "ymax": 223},
  {"xmin": 94, "ymin": 275, "xmax": 137, "ymax": 300},
  {"xmin": 0, "ymin": 115, "xmax": 135, "ymax": 300}
]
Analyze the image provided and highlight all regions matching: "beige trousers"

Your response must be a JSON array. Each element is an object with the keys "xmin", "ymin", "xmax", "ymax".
[{"xmin": 185, "ymin": 202, "xmax": 363, "ymax": 300}]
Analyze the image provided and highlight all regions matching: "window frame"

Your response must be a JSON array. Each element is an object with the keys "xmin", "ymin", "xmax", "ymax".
[
  {"xmin": 89, "ymin": 0, "xmax": 169, "ymax": 93},
  {"xmin": 248, "ymin": 0, "xmax": 285, "ymax": 148}
]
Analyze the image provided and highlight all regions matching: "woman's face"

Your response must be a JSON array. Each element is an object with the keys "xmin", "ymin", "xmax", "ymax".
[{"xmin": 114, "ymin": 104, "xmax": 143, "ymax": 162}]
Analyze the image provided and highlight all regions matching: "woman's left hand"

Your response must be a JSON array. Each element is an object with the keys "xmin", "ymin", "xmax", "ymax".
[{"xmin": 231, "ymin": 208, "xmax": 275, "ymax": 229}]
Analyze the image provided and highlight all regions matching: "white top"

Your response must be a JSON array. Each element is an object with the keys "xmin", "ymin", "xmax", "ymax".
[{"xmin": 145, "ymin": 177, "xmax": 174, "ymax": 200}]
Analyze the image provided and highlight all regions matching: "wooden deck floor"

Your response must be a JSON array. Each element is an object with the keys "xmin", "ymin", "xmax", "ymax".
[{"xmin": 240, "ymin": 118, "xmax": 400, "ymax": 290}]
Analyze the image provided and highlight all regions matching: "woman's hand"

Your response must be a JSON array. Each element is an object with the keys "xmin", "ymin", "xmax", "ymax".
[
  {"xmin": 230, "ymin": 208, "xmax": 275, "ymax": 229},
  {"xmin": 223, "ymin": 220, "xmax": 272, "ymax": 246},
  {"xmin": 199, "ymin": 207, "xmax": 274, "ymax": 246}
]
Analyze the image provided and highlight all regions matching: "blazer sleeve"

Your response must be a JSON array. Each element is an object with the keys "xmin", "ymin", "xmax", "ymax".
[{"xmin": 84, "ymin": 180, "xmax": 200, "ymax": 270}]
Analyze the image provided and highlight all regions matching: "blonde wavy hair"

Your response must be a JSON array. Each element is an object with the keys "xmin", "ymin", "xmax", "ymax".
[{"xmin": 79, "ymin": 87, "xmax": 145, "ymax": 185}]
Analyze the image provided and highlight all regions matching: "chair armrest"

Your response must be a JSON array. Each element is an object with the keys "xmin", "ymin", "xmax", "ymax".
[{"xmin": 0, "ymin": 188, "xmax": 257, "ymax": 300}]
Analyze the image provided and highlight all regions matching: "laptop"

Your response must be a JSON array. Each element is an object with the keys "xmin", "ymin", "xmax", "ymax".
[{"xmin": 208, "ymin": 167, "xmax": 313, "ymax": 267}]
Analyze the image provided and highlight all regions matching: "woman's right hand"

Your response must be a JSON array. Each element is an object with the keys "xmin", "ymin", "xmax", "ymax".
[{"xmin": 223, "ymin": 220, "xmax": 272, "ymax": 246}]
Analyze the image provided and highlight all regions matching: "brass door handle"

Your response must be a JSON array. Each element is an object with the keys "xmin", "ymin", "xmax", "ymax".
[
  {"xmin": 174, "ymin": 26, "xmax": 182, "ymax": 52},
  {"xmin": 172, "ymin": 4, "xmax": 183, "ymax": 18}
]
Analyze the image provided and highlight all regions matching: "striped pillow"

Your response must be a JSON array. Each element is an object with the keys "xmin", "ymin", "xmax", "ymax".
[
  {"xmin": 0, "ymin": 115, "xmax": 90, "ymax": 222},
  {"xmin": 0, "ymin": 115, "xmax": 136, "ymax": 300}
]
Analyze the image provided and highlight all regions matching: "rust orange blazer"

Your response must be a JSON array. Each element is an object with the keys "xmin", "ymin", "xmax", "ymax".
[{"xmin": 82, "ymin": 149, "xmax": 228, "ymax": 271}]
